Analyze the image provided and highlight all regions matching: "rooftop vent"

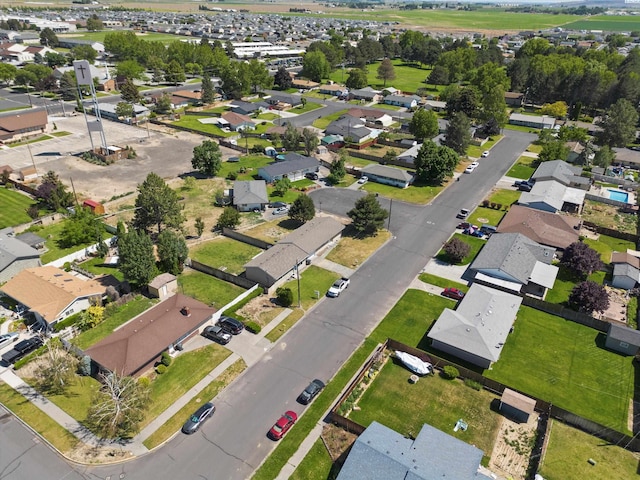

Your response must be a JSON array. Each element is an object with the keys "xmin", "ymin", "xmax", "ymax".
[{"xmin": 182, "ymin": 306, "xmax": 191, "ymax": 317}]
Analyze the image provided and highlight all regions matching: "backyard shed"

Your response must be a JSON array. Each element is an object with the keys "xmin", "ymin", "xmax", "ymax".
[
  {"xmin": 605, "ymin": 323, "xmax": 640, "ymax": 356},
  {"xmin": 148, "ymin": 272, "xmax": 178, "ymax": 300},
  {"xmin": 82, "ymin": 199, "xmax": 105, "ymax": 215},
  {"xmin": 499, "ymin": 388, "xmax": 536, "ymax": 423}
]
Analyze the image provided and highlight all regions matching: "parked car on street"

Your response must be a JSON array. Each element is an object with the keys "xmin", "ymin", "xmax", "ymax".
[
  {"xmin": 327, "ymin": 277, "xmax": 350, "ymax": 297},
  {"xmin": 464, "ymin": 162, "xmax": 479, "ymax": 173},
  {"xmin": 442, "ymin": 288, "xmax": 465, "ymax": 300},
  {"xmin": 217, "ymin": 316, "xmax": 244, "ymax": 335},
  {"xmin": 297, "ymin": 379, "xmax": 325, "ymax": 405},
  {"xmin": 202, "ymin": 325, "xmax": 232, "ymax": 345},
  {"xmin": 182, "ymin": 402, "xmax": 215, "ymax": 434},
  {"xmin": 268, "ymin": 411, "xmax": 297, "ymax": 440},
  {"xmin": 456, "ymin": 208, "xmax": 470, "ymax": 219},
  {"xmin": 481, "ymin": 150, "xmax": 490, "ymax": 158}
]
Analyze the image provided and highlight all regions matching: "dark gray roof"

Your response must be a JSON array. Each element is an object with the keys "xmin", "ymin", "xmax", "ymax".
[
  {"xmin": 15, "ymin": 231, "xmax": 45, "ymax": 248},
  {"xmin": 232, "ymin": 180, "xmax": 268, "ymax": 205},
  {"xmin": 337, "ymin": 421, "xmax": 490, "ymax": 480},
  {"xmin": 259, "ymin": 154, "xmax": 319, "ymax": 178},
  {"xmin": 470, "ymin": 233, "xmax": 555, "ymax": 285},
  {"xmin": 325, "ymin": 116, "xmax": 373, "ymax": 141},
  {"xmin": 532, "ymin": 160, "xmax": 588, "ymax": 186},
  {"xmin": 608, "ymin": 323, "xmax": 640, "ymax": 346},
  {"xmin": 361, "ymin": 164, "xmax": 413, "ymax": 182},
  {"xmin": 0, "ymin": 230, "xmax": 40, "ymax": 271}
]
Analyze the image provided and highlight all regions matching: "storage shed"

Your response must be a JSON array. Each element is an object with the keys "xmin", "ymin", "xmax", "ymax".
[
  {"xmin": 499, "ymin": 388, "xmax": 536, "ymax": 423},
  {"xmin": 82, "ymin": 199, "xmax": 105, "ymax": 215},
  {"xmin": 605, "ymin": 323, "xmax": 640, "ymax": 356},
  {"xmin": 148, "ymin": 273, "xmax": 178, "ymax": 300}
]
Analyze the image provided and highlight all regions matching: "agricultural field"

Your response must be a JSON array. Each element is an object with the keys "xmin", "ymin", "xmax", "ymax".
[
  {"xmin": 563, "ymin": 15, "xmax": 640, "ymax": 33},
  {"xmin": 57, "ymin": 31, "xmax": 185, "ymax": 44}
]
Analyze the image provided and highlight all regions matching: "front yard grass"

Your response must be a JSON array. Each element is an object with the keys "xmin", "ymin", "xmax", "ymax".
[
  {"xmin": 325, "ymin": 227, "xmax": 391, "ymax": 269},
  {"xmin": 35, "ymin": 375, "xmax": 101, "ymax": 424},
  {"xmin": 73, "ymin": 296, "xmax": 157, "ymax": 350},
  {"xmin": 190, "ymin": 237, "xmax": 262, "ymax": 275},
  {"xmin": 467, "ymin": 135, "xmax": 503, "ymax": 158},
  {"xmin": 486, "ymin": 188, "xmax": 521, "ymax": 207},
  {"xmin": 0, "ymin": 187, "xmax": 37, "ymax": 229},
  {"xmin": 436, "ymin": 233, "xmax": 486, "ymax": 265},
  {"xmin": 290, "ymin": 438, "xmax": 334, "ymax": 480},
  {"xmin": 418, "ymin": 273, "xmax": 469, "ymax": 292},
  {"xmin": 280, "ymin": 265, "xmax": 338, "ymax": 310},
  {"xmin": 349, "ymin": 359, "xmax": 501, "ymax": 459},
  {"xmin": 539, "ymin": 420, "xmax": 639, "ymax": 480},
  {"xmin": 468, "ymin": 206, "xmax": 506, "ymax": 226},
  {"xmin": 143, "ymin": 358, "xmax": 246, "ymax": 449},
  {"xmin": 584, "ymin": 234, "xmax": 636, "ymax": 263},
  {"xmin": 361, "ymin": 180, "xmax": 443, "ymax": 204},
  {"xmin": 0, "ymin": 382, "xmax": 80, "ymax": 454},
  {"xmin": 506, "ymin": 155, "xmax": 538, "ymax": 179},
  {"xmin": 290, "ymin": 102, "xmax": 322, "ymax": 114},
  {"xmin": 485, "ymin": 306, "xmax": 635, "ymax": 434},
  {"xmin": 312, "ymin": 109, "xmax": 349, "ymax": 130},
  {"xmin": 178, "ymin": 270, "xmax": 246, "ymax": 309}
]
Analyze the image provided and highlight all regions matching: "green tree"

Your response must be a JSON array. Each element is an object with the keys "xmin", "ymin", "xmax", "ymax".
[
  {"xmin": 215, "ymin": 207, "xmax": 240, "ymax": 230},
  {"xmin": 593, "ymin": 145, "xmax": 615, "ymax": 168},
  {"xmin": 376, "ymin": 58, "xmax": 396, "ymax": 87},
  {"xmin": 282, "ymin": 123, "xmax": 301, "ymax": 151},
  {"xmin": 302, "ymin": 50, "xmax": 330, "ymax": 83},
  {"xmin": 247, "ymin": 59, "xmax": 273, "ymax": 93},
  {"xmin": 133, "ymin": 172, "xmax": 184, "ymax": 234},
  {"xmin": 71, "ymin": 45, "xmax": 97, "ymax": 63},
  {"xmin": 39, "ymin": 27, "xmax": 59, "ymax": 47},
  {"xmin": 201, "ymin": 75, "xmax": 215, "ymax": 104},
  {"xmin": 347, "ymin": 193, "xmax": 389, "ymax": 236},
  {"xmin": 345, "ymin": 68, "xmax": 368, "ymax": 89},
  {"xmin": 59, "ymin": 207, "xmax": 102, "ymax": 248},
  {"xmin": 302, "ymin": 128, "xmax": 319, "ymax": 156},
  {"xmin": 115, "ymin": 101, "xmax": 134, "ymax": 120},
  {"xmin": 86, "ymin": 15, "xmax": 104, "ymax": 32},
  {"xmin": 37, "ymin": 171, "xmax": 73, "ymax": 211},
  {"xmin": 155, "ymin": 92, "xmax": 172, "ymax": 114},
  {"xmin": 289, "ymin": 194, "xmax": 315, "ymax": 223},
  {"xmin": 597, "ymin": 98, "xmax": 639, "ymax": 147},
  {"xmin": 58, "ymin": 70, "xmax": 77, "ymax": 101},
  {"xmin": 192, "ymin": 140, "xmax": 222, "ymax": 176},
  {"xmin": 34, "ymin": 338, "xmax": 78, "ymax": 395},
  {"xmin": 194, "ymin": 217, "xmax": 205, "ymax": 237},
  {"xmin": 409, "ymin": 108, "xmax": 439, "ymax": 141},
  {"xmin": 0, "ymin": 63, "xmax": 17, "ymax": 85},
  {"xmin": 274, "ymin": 66, "xmax": 292, "ymax": 90},
  {"xmin": 118, "ymin": 229, "xmax": 156, "ymax": 285},
  {"xmin": 443, "ymin": 112, "xmax": 472, "ymax": 156},
  {"xmin": 273, "ymin": 178, "xmax": 292, "ymax": 196},
  {"xmin": 328, "ymin": 151, "xmax": 347, "ymax": 184},
  {"xmin": 276, "ymin": 287, "xmax": 293, "ymax": 307},
  {"xmin": 119, "ymin": 78, "xmax": 140, "ymax": 103},
  {"xmin": 164, "ymin": 60, "xmax": 185, "ymax": 85},
  {"xmin": 538, "ymin": 139, "xmax": 570, "ymax": 162},
  {"xmin": 44, "ymin": 51, "xmax": 67, "ymax": 68},
  {"xmin": 116, "ymin": 60, "xmax": 146, "ymax": 80},
  {"xmin": 414, "ymin": 141, "xmax": 459, "ymax": 184},
  {"xmin": 157, "ymin": 230, "xmax": 188, "ymax": 275},
  {"xmin": 540, "ymin": 101, "xmax": 568, "ymax": 119}
]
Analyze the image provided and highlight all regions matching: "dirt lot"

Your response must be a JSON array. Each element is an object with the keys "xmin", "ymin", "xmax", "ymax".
[{"xmin": 489, "ymin": 413, "xmax": 539, "ymax": 480}]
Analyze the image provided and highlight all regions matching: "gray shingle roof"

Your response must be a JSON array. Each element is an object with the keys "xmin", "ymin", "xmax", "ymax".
[
  {"xmin": 361, "ymin": 164, "xmax": 413, "ymax": 182},
  {"xmin": 427, "ymin": 284, "xmax": 522, "ymax": 363},
  {"xmin": 259, "ymin": 154, "xmax": 319, "ymax": 178},
  {"xmin": 518, "ymin": 180, "xmax": 566, "ymax": 211},
  {"xmin": 608, "ymin": 323, "xmax": 640, "ymax": 346},
  {"xmin": 532, "ymin": 160, "xmax": 588, "ymax": 186},
  {"xmin": 470, "ymin": 233, "xmax": 555, "ymax": 285},
  {"xmin": 232, "ymin": 180, "xmax": 268, "ymax": 206},
  {"xmin": 0, "ymin": 230, "xmax": 40, "ymax": 271},
  {"xmin": 337, "ymin": 421, "xmax": 490, "ymax": 480}
]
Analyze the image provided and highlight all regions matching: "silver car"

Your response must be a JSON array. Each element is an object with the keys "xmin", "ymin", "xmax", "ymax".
[{"xmin": 0, "ymin": 332, "xmax": 19, "ymax": 350}]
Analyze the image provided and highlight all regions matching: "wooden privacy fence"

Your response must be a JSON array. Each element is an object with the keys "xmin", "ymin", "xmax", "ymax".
[{"xmin": 186, "ymin": 259, "xmax": 257, "ymax": 290}]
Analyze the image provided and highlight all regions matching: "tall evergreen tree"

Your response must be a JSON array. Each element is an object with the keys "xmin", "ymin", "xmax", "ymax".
[{"xmin": 133, "ymin": 173, "xmax": 184, "ymax": 234}]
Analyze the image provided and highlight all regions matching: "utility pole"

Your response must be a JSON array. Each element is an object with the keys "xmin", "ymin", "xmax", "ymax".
[
  {"xmin": 387, "ymin": 198, "xmax": 393, "ymax": 231},
  {"xmin": 295, "ymin": 260, "xmax": 301, "ymax": 308}
]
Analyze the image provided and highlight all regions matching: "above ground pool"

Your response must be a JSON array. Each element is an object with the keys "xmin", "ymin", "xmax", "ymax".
[{"xmin": 608, "ymin": 189, "xmax": 629, "ymax": 203}]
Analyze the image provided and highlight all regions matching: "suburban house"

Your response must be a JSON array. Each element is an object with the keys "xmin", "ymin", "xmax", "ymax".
[
  {"xmin": 531, "ymin": 160, "xmax": 590, "ymax": 190},
  {"xmin": 319, "ymin": 83, "xmax": 349, "ymax": 97},
  {"xmin": 496, "ymin": 205, "xmax": 580, "ymax": 250},
  {"xmin": 85, "ymin": 294, "xmax": 216, "ymax": 377},
  {"xmin": 360, "ymin": 164, "xmax": 413, "ymax": 188},
  {"xmin": 611, "ymin": 251, "xmax": 640, "ymax": 290},
  {"xmin": 148, "ymin": 273, "xmax": 178, "ymax": 300},
  {"xmin": 383, "ymin": 94, "xmax": 421, "ymax": 109},
  {"xmin": 347, "ymin": 108, "xmax": 394, "ymax": 127},
  {"xmin": 0, "ymin": 266, "xmax": 105, "ymax": 327},
  {"xmin": 428, "ymin": 284, "xmax": 522, "ymax": 369},
  {"xmin": 221, "ymin": 111, "xmax": 255, "ymax": 132},
  {"xmin": 504, "ymin": 92, "xmax": 525, "ymax": 107},
  {"xmin": 15, "ymin": 232, "xmax": 45, "ymax": 250},
  {"xmin": 172, "ymin": 90, "xmax": 203, "ymax": 106},
  {"xmin": 605, "ymin": 323, "xmax": 640, "ymax": 356},
  {"xmin": 469, "ymin": 233, "xmax": 558, "ymax": 297},
  {"xmin": 396, "ymin": 142, "xmax": 421, "ymax": 166},
  {"xmin": 423, "ymin": 99, "xmax": 447, "ymax": 111},
  {"xmin": 0, "ymin": 110, "xmax": 48, "ymax": 144},
  {"xmin": 613, "ymin": 147, "xmax": 640, "ymax": 168},
  {"xmin": 325, "ymin": 116, "xmax": 379, "ymax": 149},
  {"xmin": 337, "ymin": 421, "xmax": 491, "ymax": 480},
  {"xmin": 244, "ymin": 217, "xmax": 344, "ymax": 287},
  {"xmin": 0, "ymin": 228, "xmax": 41, "ymax": 283},
  {"xmin": 95, "ymin": 102, "xmax": 150, "ymax": 125},
  {"xmin": 258, "ymin": 153, "xmax": 320, "ymax": 182},
  {"xmin": 518, "ymin": 180, "xmax": 586, "ymax": 214},
  {"xmin": 292, "ymin": 78, "xmax": 320, "ymax": 90},
  {"xmin": 508, "ymin": 112, "xmax": 555, "ymax": 130},
  {"xmin": 499, "ymin": 389, "xmax": 536, "ymax": 423},
  {"xmin": 265, "ymin": 93, "xmax": 302, "ymax": 109},
  {"xmin": 232, "ymin": 180, "xmax": 269, "ymax": 212},
  {"xmin": 349, "ymin": 87, "xmax": 382, "ymax": 103},
  {"xmin": 321, "ymin": 134, "xmax": 344, "ymax": 150},
  {"xmin": 230, "ymin": 100, "xmax": 267, "ymax": 116}
]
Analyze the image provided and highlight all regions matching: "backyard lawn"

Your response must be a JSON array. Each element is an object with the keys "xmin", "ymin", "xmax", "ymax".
[
  {"xmin": 538, "ymin": 420, "xmax": 640, "ymax": 480},
  {"xmin": 584, "ymin": 234, "xmax": 636, "ymax": 263},
  {"xmin": 78, "ymin": 256, "xmax": 125, "ymax": 282},
  {"xmin": 485, "ymin": 306, "xmax": 635, "ymax": 434},
  {"xmin": 349, "ymin": 358, "xmax": 501, "ymax": 460},
  {"xmin": 437, "ymin": 233, "xmax": 486, "ymax": 265},
  {"xmin": 26, "ymin": 221, "xmax": 112, "ymax": 264},
  {"xmin": 506, "ymin": 156, "xmax": 538, "ymax": 179},
  {"xmin": 218, "ymin": 155, "xmax": 272, "ymax": 181},
  {"xmin": 190, "ymin": 237, "xmax": 262, "ymax": 275},
  {"xmin": 545, "ymin": 266, "xmax": 607, "ymax": 305},
  {"xmin": 0, "ymin": 187, "xmax": 37, "ymax": 229},
  {"xmin": 172, "ymin": 115, "xmax": 235, "ymax": 137},
  {"xmin": 178, "ymin": 270, "xmax": 246, "ymax": 309},
  {"xmin": 581, "ymin": 200, "xmax": 638, "ymax": 235},
  {"xmin": 244, "ymin": 218, "xmax": 297, "ymax": 243}
]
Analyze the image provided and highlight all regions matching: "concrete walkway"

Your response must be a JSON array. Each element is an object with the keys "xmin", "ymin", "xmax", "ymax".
[{"xmin": 313, "ymin": 257, "xmax": 356, "ymax": 279}]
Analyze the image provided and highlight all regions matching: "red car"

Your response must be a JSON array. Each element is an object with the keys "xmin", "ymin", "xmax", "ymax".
[
  {"xmin": 268, "ymin": 411, "xmax": 297, "ymax": 440},
  {"xmin": 442, "ymin": 288, "xmax": 465, "ymax": 301}
]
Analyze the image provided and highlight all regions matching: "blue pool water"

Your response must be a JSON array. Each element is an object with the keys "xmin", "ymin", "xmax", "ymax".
[{"xmin": 608, "ymin": 189, "xmax": 629, "ymax": 203}]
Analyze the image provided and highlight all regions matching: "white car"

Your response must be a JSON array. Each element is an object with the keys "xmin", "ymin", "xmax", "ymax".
[
  {"xmin": 327, "ymin": 277, "xmax": 350, "ymax": 297},
  {"xmin": 358, "ymin": 176, "xmax": 368, "ymax": 184},
  {"xmin": 464, "ymin": 162, "xmax": 479, "ymax": 173},
  {"xmin": 272, "ymin": 207, "xmax": 289, "ymax": 215},
  {"xmin": 481, "ymin": 150, "xmax": 490, "ymax": 158},
  {"xmin": 0, "ymin": 332, "xmax": 18, "ymax": 350}
]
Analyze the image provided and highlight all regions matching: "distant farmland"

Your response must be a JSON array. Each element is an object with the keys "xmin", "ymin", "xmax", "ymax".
[{"xmin": 563, "ymin": 15, "xmax": 640, "ymax": 32}]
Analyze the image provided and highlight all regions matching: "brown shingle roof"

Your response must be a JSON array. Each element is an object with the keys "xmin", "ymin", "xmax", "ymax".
[
  {"xmin": 611, "ymin": 252, "xmax": 640, "ymax": 269},
  {"xmin": 501, "ymin": 388, "xmax": 536, "ymax": 414},
  {"xmin": 85, "ymin": 294, "xmax": 216, "ymax": 376},
  {"xmin": 0, "ymin": 110, "xmax": 47, "ymax": 134}
]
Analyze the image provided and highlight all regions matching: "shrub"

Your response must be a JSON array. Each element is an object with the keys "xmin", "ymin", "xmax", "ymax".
[
  {"xmin": 78, "ymin": 355, "xmax": 92, "ymax": 376},
  {"xmin": 464, "ymin": 378, "xmax": 482, "ymax": 391},
  {"xmin": 227, "ymin": 171, "xmax": 238, "ymax": 180},
  {"xmin": 156, "ymin": 364, "xmax": 167, "ymax": 374},
  {"xmin": 482, "ymin": 199, "xmax": 489, "ymax": 208},
  {"xmin": 245, "ymin": 321, "xmax": 261, "ymax": 334},
  {"xmin": 161, "ymin": 351, "xmax": 172, "ymax": 367},
  {"xmin": 53, "ymin": 312, "xmax": 82, "ymax": 332},
  {"xmin": 138, "ymin": 377, "xmax": 151, "ymax": 388},
  {"xmin": 63, "ymin": 262, "xmax": 71, "ymax": 272},
  {"xmin": 276, "ymin": 287, "xmax": 294, "ymax": 307},
  {"xmin": 496, "ymin": 203, "xmax": 502, "ymax": 210},
  {"xmin": 443, "ymin": 237, "xmax": 471, "ymax": 264},
  {"xmin": 442, "ymin": 365, "xmax": 459, "ymax": 380}
]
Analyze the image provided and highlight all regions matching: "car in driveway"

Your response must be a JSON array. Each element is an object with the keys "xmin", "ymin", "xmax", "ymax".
[
  {"xmin": 182, "ymin": 402, "xmax": 215, "ymax": 434},
  {"xmin": 442, "ymin": 288, "xmax": 465, "ymax": 300},
  {"xmin": 305, "ymin": 172, "xmax": 319, "ymax": 180},
  {"xmin": 481, "ymin": 150, "xmax": 490, "ymax": 158},
  {"xmin": 1, "ymin": 336, "xmax": 43, "ymax": 365},
  {"xmin": 269, "ymin": 201, "xmax": 288, "ymax": 209},
  {"xmin": 217, "ymin": 316, "xmax": 244, "ymax": 335},
  {"xmin": 297, "ymin": 379, "xmax": 325, "ymax": 405},
  {"xmin": 0, "ymin": 332, "xmax": 19, "ymax": 350},
  {"xmin": 456, "ymin": 208, "xmax": 470, "ymax": 219},
  {"xmin": 358, "ymin": 176, "xmax": 368, "ymax": 184},
  {"xmin": 464, "ymin": 162, "xmax": 479, "ymax": 173},
  {"xmin": 202, "ymin": 325, "xmax": 232, "ymax": 345},
  {"xmin": 268, "ymin": 411, "xmax": 297, "ymax": 440},
  {"xmin": 327, "ymin": 277, "xmax": 350, "ymax": 297},
  {"xmin": 517, "ymin": 182, "xmax": 533, "ymax": 192},
  {"xmin": 272, "ymin": 207, "xmax": 289, "ymax": 215}
]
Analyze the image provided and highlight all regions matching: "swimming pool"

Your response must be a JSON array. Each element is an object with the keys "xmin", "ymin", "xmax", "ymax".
[{"xmin": 608, "ymin": 189, "xmax": 629, "ymax": 203}]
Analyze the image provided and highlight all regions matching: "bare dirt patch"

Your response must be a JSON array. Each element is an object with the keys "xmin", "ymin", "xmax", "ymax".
[
  {"xmin": 321, "ymin": 423, "xmax": 358, "ymax": 462},
  {"xmin": 489, "ymin": 413, "xmax": 539, "ymax": 480}
]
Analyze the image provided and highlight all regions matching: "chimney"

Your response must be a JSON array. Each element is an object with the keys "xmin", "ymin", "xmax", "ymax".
[{"xmin": 182, "ymin": 306, "xmax": 191, "ymax": 317}]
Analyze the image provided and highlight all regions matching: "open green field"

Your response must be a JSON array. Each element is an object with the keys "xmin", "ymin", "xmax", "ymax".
[
  {"xmin": 328, "ymin": 59, "xmax": 432, "ymax": 94},
  {"xmin": 539, "ymin": 421, "xmax": 640, "ymax": 480},
  {"xmin": 349, "ymin": 359, "xmax": 501, "ymax": 460},
  {"xmin": 486, "ymin": 306, "xmax": 635, "ymax": 434},
  {"xmin": 0, "ymin": 187, "xmax": 36, "ymax": 229},
  {"xmin": 58, "ymin": 31, "xmax": 186, "ymax": 44},
  {"xmin": 564, "ymin": 15, "xmax": 640, "ymax": 33},
  {"xmin": 190, "ymin": 237, "xmax": 262, "ymax": 275},
  {"xmin": 178, "ymin": 270, "xmax": 246, "ymax": 308}
]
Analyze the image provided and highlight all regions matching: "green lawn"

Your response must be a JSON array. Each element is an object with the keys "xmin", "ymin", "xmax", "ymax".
[
  {"xmin": 564, "ymin": 15, "xmax": 640, "ymax": 33},
  {"xmin": 418, "ymin": 273, "xmax": 469, "ymax": 293},
  {"xmin": 178, "ymin": 270, "xmax": 246, "ymax": 309},
  {"xmin": 172, "ymin": 115, "xmax": 235, "ymax": 137},
  {"xmin": 545, "ymin": 267, "xmax": 606, "ymax": 305},
  {"xmin": 312, "ymin": 109, "xmax": 349, "ymax": 130},
  {"xmin": 27, "ymin": 221, "xmax": 112, "ymax": 264},
  {"xmin": 9, "ymin": 134, "xmax": 52, "ymax": 147},
  {"xmin": 73, "ymin": 296, "xmax": 158, "ymax": 350},
  {"xmin": 78, "ymin": 256, "xmax": 125, "ymax": 282},
  {"xmin": 59, "ymin": 31, "xmax": 184, "ymax": 43},
  {"xmin": 506, "ymin": 155, "xmax": 538, "ymax": 179},
  {"xmin": 485, "ymin": 306, "xmax": 635, "ymax": 434},
  {"xmin": 584, "ymin": 234, "xmax": 636, "ymax": 264},
  {"xmin": 539, "ymin": 420, "xmax": 640, "ymax": 480},
  {"xmin": 487, "ymin": 188, "xmax": 521, "ymax": 207},
  {"xmin": 360, "ymin": 180, "xmax": 442, "ymax": 204},
  {"xmin": 437, "ymin": 233, "xmax": 486, "ymax": 265},
  {"xmin": 467, "ymin": 135, "xmax": 503, "ymax": 158},
  {"xmin": 37, "ymin": 375, "xmax": 101, "ymax": 424},
  {"xmin": 256, "ymin": 112, "xmax": 279, "ymax": 120},
  {"xmin": 289, "ymin": 102, "xmax": 323, "ymax": 114},
  {"xmin": 468, "ymin": 206, "xmax": 506, "ymax": 226},
  {"xmin": 0, "ymin": 187, "xmax": 37, "ymax": 229},
  {"xmin": 527, "ymin": 143, "xmax": 543, "ymax": 154},
  {"xmin": 280, "ymin": 265, "xmax": 338, "ymax": 310},
  {"xmin": 349, "ymin": 359, "xmax": 501, "ymax": 459},
  {"xmin": 190, "ymin": 237, "xmax": 262, "ymax": 275},
  {"xmin": 328, "ymin": 59, "xmax": 432, "ymax": 94},
  {"xmin": 373, "ymin": 103, "xmax": 403, "ymax": 111},
  {"xmin": 218, "ymin": 155, "xmax": 272, "ymax": 181},
  {"xmin": 290, "ymin": 438, "xmax": 334, "ymax": 480}
]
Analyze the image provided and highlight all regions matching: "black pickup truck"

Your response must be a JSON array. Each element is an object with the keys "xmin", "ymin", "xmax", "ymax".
[{"xmin": 1, "ymin": 337, "xmax": 43, "ymax": 365}]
